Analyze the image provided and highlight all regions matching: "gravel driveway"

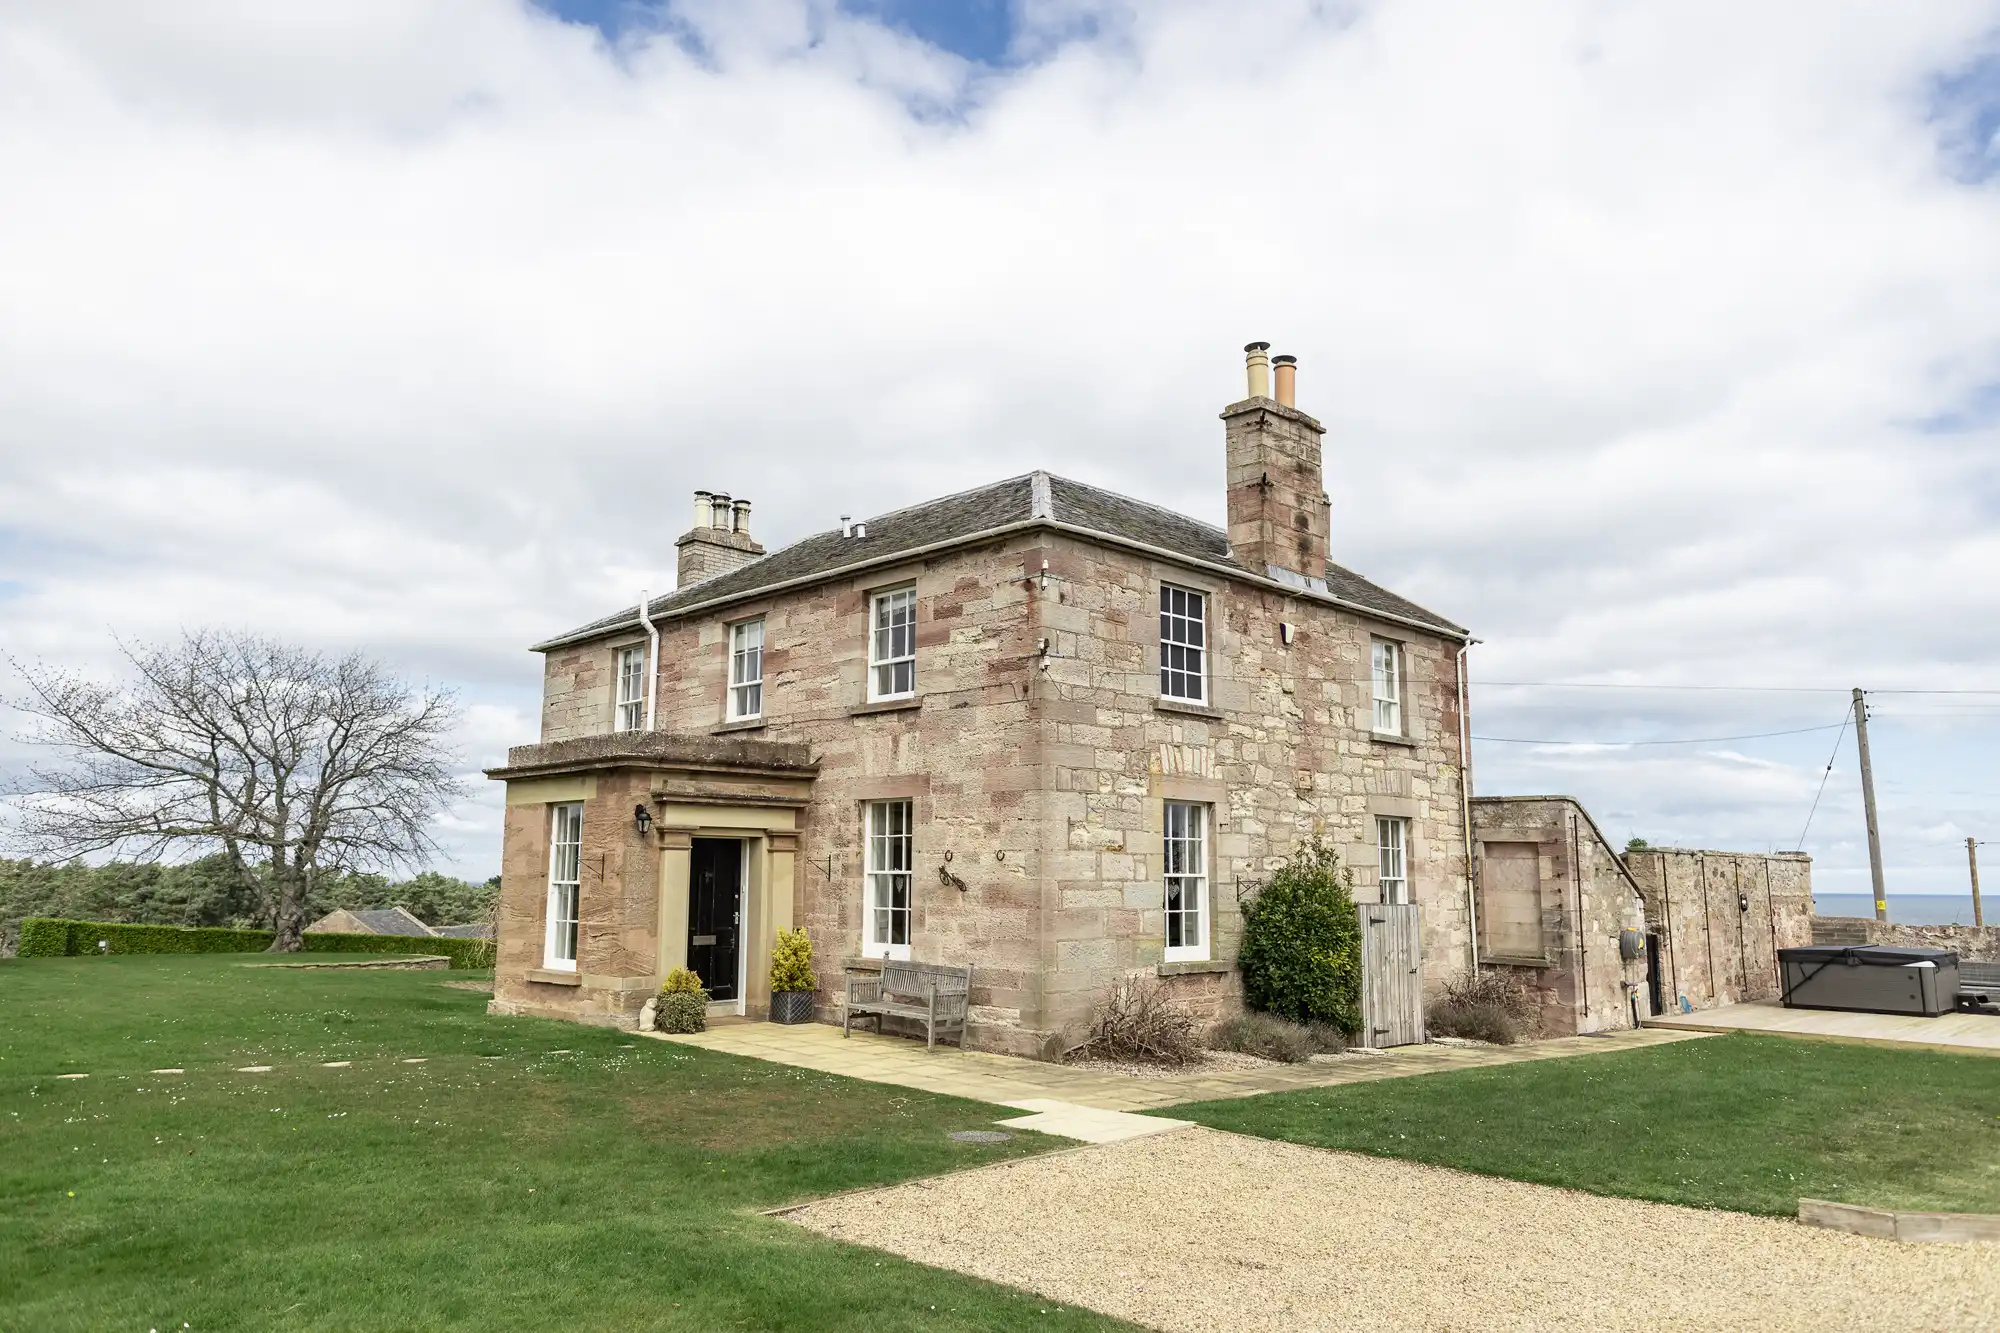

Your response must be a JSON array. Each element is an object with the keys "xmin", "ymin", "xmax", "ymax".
[{"xmin": 786, "ymin": 1127, "xmax": 1998, "ymax": 1332}]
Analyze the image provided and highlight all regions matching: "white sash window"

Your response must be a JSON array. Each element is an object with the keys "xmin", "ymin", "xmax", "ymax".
[{"xmin": 544, "ymin": 803, "xmax": 583, "ymax": 970}]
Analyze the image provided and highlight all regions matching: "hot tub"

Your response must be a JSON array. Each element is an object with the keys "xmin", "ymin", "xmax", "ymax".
[{"xmin": 1778, "ymin": 944, "xmax": 1959, "ymax": 1018}]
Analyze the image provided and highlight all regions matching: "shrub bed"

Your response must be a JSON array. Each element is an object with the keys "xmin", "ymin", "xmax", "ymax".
[
  {"xmin": 14, "ymin": 916, "xmax": 493, "ymax": 968},
  {"xmin": 1075, "ymin": 976, "xmax": 1203, "ymax": 1066},
  {"xmin": 1427, "ymin": 971, "xmax": 1534, "ymax": 1044},
  {"xmin": 1209, "ymin": 1011, "xmax": 1349, "ymax": 1063}
]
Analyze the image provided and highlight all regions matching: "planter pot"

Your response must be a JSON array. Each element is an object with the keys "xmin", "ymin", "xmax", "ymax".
[{"xmin": 770, "ymin": 990, "xmax": 815, "ymax": 1025}]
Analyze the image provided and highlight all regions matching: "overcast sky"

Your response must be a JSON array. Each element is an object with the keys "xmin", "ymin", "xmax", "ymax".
[{"xmin": 3, "ymin": 1, "xmax": 1997, "ymax": 895}]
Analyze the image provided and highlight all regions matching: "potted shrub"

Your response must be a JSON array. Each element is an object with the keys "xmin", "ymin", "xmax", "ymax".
[
  {"xmin": 769, "ymin": 926, "xmax": 817, "ymax": 1025},
  {"xmin": 654, "ymin": 966, "xmax": 709, "ymax": 1034}
]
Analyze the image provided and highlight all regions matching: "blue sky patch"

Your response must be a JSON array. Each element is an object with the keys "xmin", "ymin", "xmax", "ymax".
[
  {"xmin": 536, "ymin": 0, "xmax": 1019, "ymax": 65},
  {"xmin": 1930, "ymin": 49, "xmax": 2000, "ymax": 183}
]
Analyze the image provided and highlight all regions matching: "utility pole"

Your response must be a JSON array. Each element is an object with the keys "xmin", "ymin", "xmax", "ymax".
[
  {"xmin": 1853, "ymin": 688, "xmax": 1887, "ymax": 922},
  {"xmin": 1971, "ymin": 838, "xmax": 1985, "ymax": 929}
]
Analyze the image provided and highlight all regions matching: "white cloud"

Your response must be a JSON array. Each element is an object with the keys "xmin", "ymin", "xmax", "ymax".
[{"xmin": 2, "ymin": 0, "xmax": 1997, "ymax": 885}]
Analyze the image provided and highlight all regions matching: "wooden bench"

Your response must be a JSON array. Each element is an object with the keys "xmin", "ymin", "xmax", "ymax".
[{"xmin": 843, "ymin": 960, "xmax": 971, "ymax": 1050}]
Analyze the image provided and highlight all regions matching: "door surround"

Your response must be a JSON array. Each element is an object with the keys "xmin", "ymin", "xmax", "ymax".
[{"xmin": 654, "ymin": 809, "xmax": 801, "ymax": 1021}]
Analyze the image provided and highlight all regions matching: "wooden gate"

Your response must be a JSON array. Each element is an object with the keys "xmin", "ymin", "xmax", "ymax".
[{"xmin": 1360, "ymin": 904, "xmax": 1424, "ymax": 1048}]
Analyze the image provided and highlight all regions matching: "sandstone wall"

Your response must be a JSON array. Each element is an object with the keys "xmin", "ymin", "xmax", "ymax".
[
  {"xmin": 1469, "ymin": 797, "xmax": 1648, "ymax": 1035},
  {"xmin": 514, "ymin": 529, "xmax": 1469, "ymax": 1055},
  {"xmin": 1625, "ymin": 848, "xmax": 1813, "ymax": 1012}
]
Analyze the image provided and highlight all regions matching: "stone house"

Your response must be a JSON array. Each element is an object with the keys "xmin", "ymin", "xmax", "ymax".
[
  {"xmin": 487, "ymin": 346, "xmax": 1498, "ymax": 1055},
  {"xmin": 485, "ymin": 344, "xmax": 1806, "ymax": 1051}
]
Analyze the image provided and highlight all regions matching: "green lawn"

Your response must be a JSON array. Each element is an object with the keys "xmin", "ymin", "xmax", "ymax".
[
  {"xmin": 0, "ymin": 955, "xmax": 1127, "ymax": 1332},
  {"xmin": 1163, "ymin": 1032, "xmax": 2000, "ymax": 1216}
]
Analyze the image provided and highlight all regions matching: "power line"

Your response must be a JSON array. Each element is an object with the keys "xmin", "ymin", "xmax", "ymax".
[
  {"xmin": 1478, "ymin": 681, "xmax": 1844, "ymax": 693},
  {"xmin": 1479, "ymin": 682, "xmax": 2000, "ymax": 696},
  {"xmin": 1471, "ymin": 723, "xmax": 1848, "ymax": 747},
  {"xmin": 1795, "ymin": 711, "xmax": 1852, "ymax": 851}
]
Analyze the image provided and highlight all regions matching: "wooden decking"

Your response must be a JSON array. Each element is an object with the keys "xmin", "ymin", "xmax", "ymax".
[{"xmin": 1645, "ymin": 1000, "xmax": 2000, "ymax": 1056}]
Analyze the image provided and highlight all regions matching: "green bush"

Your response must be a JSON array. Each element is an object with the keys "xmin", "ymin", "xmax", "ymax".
[
  {"xmin": 659, "ymin": 966, "xmax": 706, "ymax": 995},
  {"xmin": 11, "ymin": 916, "xmax": 492, "ymax": 968},
  {"xmin": 655, "ymin": 967, "xmax": 710, "ymax": 1033},
  {"xmin": 770, "ymin": 927, "xmax": 817, "ymax": 993},
  {"xmin": 301, "ymin": 932, "xmax": 494, "ymax": 969},
  {"xmin": 1209, "ymin": 1011, "xmax": 1348, "ymax": 1063},
  {"xmin": 17, "ymin": 917, "xmax": 76, "ymax": 957},
  {"xmin": 1236, "ymin": 837, "xmax": 1363, "ymax": 1034}
]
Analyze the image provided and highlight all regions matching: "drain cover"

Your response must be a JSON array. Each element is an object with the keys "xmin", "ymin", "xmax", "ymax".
[{"xmin": 949, "ymin": 1130, "xmax": 1014, "ymax": 1144}]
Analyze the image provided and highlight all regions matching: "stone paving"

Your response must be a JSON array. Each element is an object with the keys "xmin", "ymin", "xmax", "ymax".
[
  {"xmin": 640, "ymin": 1020, "xmax": 1706, "ymax": 1111},
  {"xmin": 1647, "ymin": 1000, "xmax": 2000, "ymax": 1056}
]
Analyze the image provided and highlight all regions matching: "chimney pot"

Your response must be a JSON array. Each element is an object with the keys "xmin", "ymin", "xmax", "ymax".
[
  {"xmin": 709, "ymin": 492, "xmax": 733, "ymax": 531},
  {"xmin": 1244, "ymin": 341, "xmax": 1272, "ymax": 400},
  {"xmin": 732, "ymin": 499, "xmax": 751, "ymax": 536},
  {"xmin": 693, "ymin": 490, "xmax": 713, "ymax": 529},
  {"xmin": 1272, "ymin": 354, "xmax": 1297, "ymax": 407},
  {"xmin": 839, "ymin": 514, "xmax": 852, "ymax": 537}
]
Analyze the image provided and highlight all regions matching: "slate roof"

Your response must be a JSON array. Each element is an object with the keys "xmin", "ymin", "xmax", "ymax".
[
  {"xmin": 347, "ymin": 907, "xmax": 435, "ymax": 937},
  {"xmin": 432, "ymin": 922, "xmax": 496, "ymax": 940},
  {"xmin": 537, "ymin": 471, "xmax": 1463, "ymax": 649}
]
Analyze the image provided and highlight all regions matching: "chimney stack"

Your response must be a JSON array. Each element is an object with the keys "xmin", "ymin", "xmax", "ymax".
[
  {"xmin": 1222, "ymin": 343, "xmax": 1329, "ymax": 583},
  {"xmin": 676, "ymin": 488, "xmax": 765, "ymax": 588},
  {"xmin": 1244, "ymin": 341, "xmax": 1272, "ymax": 399},
  {"xmin": 1272, "ymin": 354, "xmax": 1297, "ymax": 407}
]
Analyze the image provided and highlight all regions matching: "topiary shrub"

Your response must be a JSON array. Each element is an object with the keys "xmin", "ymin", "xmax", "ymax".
[
  {"xmin": 1074, "ymin": 976, "xmax": 1203, "ymax": 1066},
  {"xmin": 1428, "ymin": 970, "xmax": 1534, "ymax": 1045},
  {"xmin": 769, "ymin": 927, "xmax": 817, "ymax": 993},
  {"xmin": 1209, "ymin": 1011, "xmax": 1348, "ymax": 1063},
  {"xmin": 655, "ymin": 966, "xmax": 709, "ymax": 1034},
  {"xmin": 1236, "ymin": 837, "xmax": 1363, "ymax": 1035}
]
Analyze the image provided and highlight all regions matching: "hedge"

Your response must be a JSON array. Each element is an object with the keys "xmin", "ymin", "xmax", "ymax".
[
  {"xmin": 300, "ymin": 931, "xmax": 494, "ymax": 969},
  {"xmin": 18, "ymin": 918, "xmax": 275, "ymax": 956},
  {"xmin": 14, "ymin": 916, "xmax": 493, "ymax": 968}
]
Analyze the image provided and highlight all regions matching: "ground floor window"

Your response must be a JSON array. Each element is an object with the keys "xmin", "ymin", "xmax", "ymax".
[
  {"xmin": 1377, "ymin": 817, "xmax": 1409, "ymax": 905},
  {"xmin": 545, "ymin": 802, "xmax": 582, "ymax": 969},
  {"xmin": 864, "ymin": 799, "xmax": 913, "ymax": 960},
  {"xmin": 1164, "ymin": 800, "xmax": 1208, "ymax": 962}
]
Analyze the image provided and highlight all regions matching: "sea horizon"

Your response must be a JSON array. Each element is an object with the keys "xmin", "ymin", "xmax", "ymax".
[{"xmin": 1812, "ymin": 893, "xmax": 1987, "ymax": 927}]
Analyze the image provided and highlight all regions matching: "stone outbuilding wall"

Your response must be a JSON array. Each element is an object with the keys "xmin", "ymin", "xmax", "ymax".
[
  {"xmin": 1624, "ymin": 847, "xmax": 1813, "ymax": 1012},
  {"xmin": 1468, "ymin": 796, "xmax": 1650, "ymax": 1035}
]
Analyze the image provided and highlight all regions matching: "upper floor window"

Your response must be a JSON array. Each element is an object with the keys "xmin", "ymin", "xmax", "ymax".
[
  {"xmin": 1377, "ymin": 816, "xmax": 1409, "ymax": 905},
  {"xmin": 864, "ymin": 799, "xmax": 913, "ymax": 960},
  {"xmin": 1160, "ymin": 585, "xmax": 1207, "ymax": 703},
  {"xmin": 869, "ymin": 586, "xmax": 917, "ymax": 700},
  {"xmin": 545, "ymin": 802, "xmax": 582, "ymax": 970},
  {"xmin": 728, "ymin": 618, "xmax": 764, "ymax": 721},
  {"xmin": 615, "ymin": 645, "xmax": 646, "ymax": 732},
  {"xmin": 1371, "ymin": 639, "xmax": 1402, "ymax": 735},
  {"xmin": 1163, "ymin": 800, "xmax": 1209, "ymax": 962}
]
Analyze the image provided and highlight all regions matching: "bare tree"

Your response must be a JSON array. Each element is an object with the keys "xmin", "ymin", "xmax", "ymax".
[{"xmin": 4, "ymin": 631, "xmax": 465, "ymax": 950}]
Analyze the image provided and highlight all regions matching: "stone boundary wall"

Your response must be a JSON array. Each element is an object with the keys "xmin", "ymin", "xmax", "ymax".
[
  {"xmin": 1624, "ymin": 848, "xmax": 1812, "ymax": 1013},
  {"xmin": 1812, "ymin": 917, "xmax": 2000, "ymax": 961}
]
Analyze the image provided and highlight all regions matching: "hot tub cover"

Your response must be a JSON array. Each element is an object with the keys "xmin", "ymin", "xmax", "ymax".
[{"xmin": 1778, "ymin": 944, "xmax": 1958, "ymax": 968}]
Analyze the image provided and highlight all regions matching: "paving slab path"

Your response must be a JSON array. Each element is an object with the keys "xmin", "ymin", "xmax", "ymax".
[
  {"xmin": 643, "ymin": 1021, "xmax": 1704, "ymax": 1110},
  {"xmin": 1647, "ymin": 999, "xmax": 2000, "ymax": 1056},
  {"xmin": 785, "ymin": 1128, "xmax": 2000, "ymax": 1333}
]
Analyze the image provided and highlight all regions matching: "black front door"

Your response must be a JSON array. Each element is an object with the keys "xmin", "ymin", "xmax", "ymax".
[{"xmin": 688, "ymin": 839, "xmax": 742, "ymax": 1002}]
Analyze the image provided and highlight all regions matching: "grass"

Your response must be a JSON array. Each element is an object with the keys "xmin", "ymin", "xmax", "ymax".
[
  {"xmin": 1163, "ymin": 1033, "xmax": 2000, "ymax": 1217},
  {"xmin": 0, "ymin": 954, "xmax": 1130, "ymax": 1332}
]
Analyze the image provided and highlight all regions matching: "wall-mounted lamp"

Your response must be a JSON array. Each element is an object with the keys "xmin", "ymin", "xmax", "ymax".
[
  {"xmin": 1279, "ymin": 622, "xmax": 1296, "ymax": 647},
  {"xmin": 633, "ymin": 804, "xmax": 653, "ymax": 836},
  {"xmin": 1038, "ymin": 559, "xmax": 1050, "ymax": 591}
]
